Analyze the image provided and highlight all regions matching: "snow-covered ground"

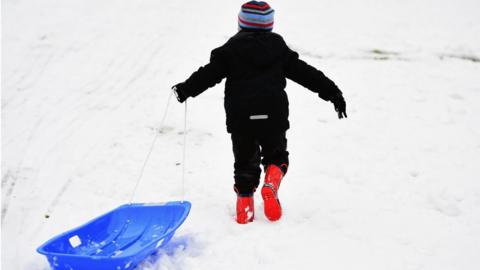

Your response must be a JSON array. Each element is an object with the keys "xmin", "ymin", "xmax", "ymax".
[{"xmin": 2, "ymin": 0, "xmax": 480, "ymax": 269}]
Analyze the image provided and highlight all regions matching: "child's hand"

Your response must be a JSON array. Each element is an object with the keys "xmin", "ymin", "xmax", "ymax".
[
  {"xmin": 172, "ymin": 83, "xmax": 188, "ymax": 103},
  {"xmin": 331, "ymin": 93, "xmax": 347, "ymax": 119}
]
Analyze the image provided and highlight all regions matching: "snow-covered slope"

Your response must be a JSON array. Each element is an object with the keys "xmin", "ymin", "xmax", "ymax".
[{"xmin": 2, "ymin": 0, "xmax": 480, "ymax": 269}]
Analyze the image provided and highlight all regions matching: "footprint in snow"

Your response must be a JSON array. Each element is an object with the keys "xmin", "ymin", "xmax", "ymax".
[
  {"xmin": 158, "ymin": 126, "xmax": 174, "ymax": 134},
  {"xmin": 448, "ymin": 93, "xmax": 464, "ymax": 100},
  {"xmin": 428, "ymin": 194, "xmax": 462, "ymax": 217}
]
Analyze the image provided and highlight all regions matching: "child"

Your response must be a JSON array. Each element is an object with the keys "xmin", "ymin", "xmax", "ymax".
[{"xmin": 172, "ymin": 1, "xmax": 347, "ymax": 224}]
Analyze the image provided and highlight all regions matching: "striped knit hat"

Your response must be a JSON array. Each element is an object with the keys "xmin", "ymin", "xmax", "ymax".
[{"xmin": 238, "ymin": 1, "xmax": 275, "ymax": 31}]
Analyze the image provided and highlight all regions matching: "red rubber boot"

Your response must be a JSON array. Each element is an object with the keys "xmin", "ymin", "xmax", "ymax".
[
  {"xmin": 236, "ymin": 195, "xmax": 254, "ymax": 224},
  {"xmin": 261, "ymin": 165, "xmax": 285, "ymax": 221}
]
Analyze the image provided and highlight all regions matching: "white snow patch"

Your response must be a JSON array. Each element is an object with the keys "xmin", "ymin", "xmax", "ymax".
[{"xmin": 68, "ymin": 235, "xmax": 81, "ymax": 248}]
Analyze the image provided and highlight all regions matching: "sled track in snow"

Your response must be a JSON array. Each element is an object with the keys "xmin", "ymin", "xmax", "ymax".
[
  {"xmin": 1, "ymin": 171, "xmax": 17, "ymax": 223},
  {"xmin": 292, "ymin": 46, "xmax": 480, "ymax": 63}
]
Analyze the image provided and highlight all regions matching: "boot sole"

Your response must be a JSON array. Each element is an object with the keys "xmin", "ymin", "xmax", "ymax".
[{"xmin": 261, "ymin": 185, "xmax": 282, "ymax": 221}]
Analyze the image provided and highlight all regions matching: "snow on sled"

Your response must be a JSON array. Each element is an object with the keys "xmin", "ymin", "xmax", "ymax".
[{"xmin": 37, "ymin": 201, "xmax": 191, "ymax": 270}]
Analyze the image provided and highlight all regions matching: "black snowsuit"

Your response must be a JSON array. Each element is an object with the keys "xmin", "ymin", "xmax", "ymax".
[{"xmin": 177, "ymin": 30, "xmax": 342, "ymax": 194}]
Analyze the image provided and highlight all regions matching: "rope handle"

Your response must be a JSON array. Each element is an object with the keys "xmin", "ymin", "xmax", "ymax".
[
  {"xmin": 129, "ymin": 90, "xmax": 187, "ymax": 203},
  {"xmin": 181, "ymin": 101, "xmax": 187, "ymax": 202}
]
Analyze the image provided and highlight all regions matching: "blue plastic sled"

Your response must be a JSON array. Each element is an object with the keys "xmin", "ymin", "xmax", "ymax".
[{"xmin": 37, "ymin": 201, "xmax": 191, "ymax": 270}]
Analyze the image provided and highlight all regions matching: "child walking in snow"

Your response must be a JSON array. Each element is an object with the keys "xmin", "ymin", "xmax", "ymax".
[{"xmin": 172, "ymin": 1, "xmax": 347, "ymax": 224}]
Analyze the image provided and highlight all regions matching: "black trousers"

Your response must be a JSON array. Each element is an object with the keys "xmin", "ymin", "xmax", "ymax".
[{"xmin": 231, "ymin": 132, "xmax": 289, "ymax": 195}]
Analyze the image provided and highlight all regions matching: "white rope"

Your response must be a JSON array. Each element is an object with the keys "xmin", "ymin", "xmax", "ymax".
[
  {"xmin": 181, "ymin": 101, "xmax": 188, "ymax": 202},
  {"xmin": 129, "ymin": 90, "xmax": 173, "ymax": 204}
]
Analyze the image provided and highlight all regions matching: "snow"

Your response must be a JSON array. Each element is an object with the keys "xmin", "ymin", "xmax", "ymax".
[{"xmin": 2, "ymin": 0, "xmax": 480, "ymax": 269}]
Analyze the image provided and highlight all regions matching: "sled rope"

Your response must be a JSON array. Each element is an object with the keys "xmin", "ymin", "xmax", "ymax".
[
  {"xmin": 129, "ymin": 90, "xmax": 174, "ymax": 203},
  {"xmin": 181, "ymin": 101, "xmax": 188, "ymax": 202}
]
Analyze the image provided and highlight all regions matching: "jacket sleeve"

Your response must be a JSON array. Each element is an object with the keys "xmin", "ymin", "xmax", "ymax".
[
  {"xmin": 180, "ymin": 47, "xmax": 228, "ymax": 98},
  {"xmin": 284, "ymin": 48, "xmax": 341, "ymax": 101}
]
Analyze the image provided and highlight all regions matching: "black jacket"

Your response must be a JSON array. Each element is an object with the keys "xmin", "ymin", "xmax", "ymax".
[{"xmin": 178, "ymin": 30, "xmax": 342, "ymax": 134}]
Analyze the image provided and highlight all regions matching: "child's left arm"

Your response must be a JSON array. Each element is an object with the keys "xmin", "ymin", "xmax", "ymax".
[
  {"xmin": 284, "ymin": 49, "xmax": 347, "ymax": 119},
  {"xmin": 172, "ymin": 47, "xmax": 228, "ymax": 103}
]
